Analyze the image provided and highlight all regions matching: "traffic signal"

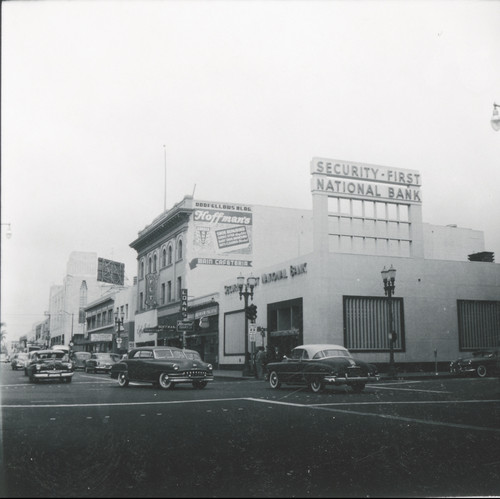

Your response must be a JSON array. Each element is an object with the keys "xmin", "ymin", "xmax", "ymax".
[{"xmin": 246, "ymin": 304, "xmax": 257, "ymax": 323}]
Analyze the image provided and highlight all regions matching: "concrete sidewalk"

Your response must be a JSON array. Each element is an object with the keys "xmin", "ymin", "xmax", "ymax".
[{"xmin": 214, "ymin": 369, "xmax": 453, "ymax": 381}]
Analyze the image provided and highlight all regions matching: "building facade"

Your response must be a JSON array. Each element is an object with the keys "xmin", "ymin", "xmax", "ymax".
[
  {"xmin": 129, "ymin": 157, "xmax": 499, "ymax": 371},
  {"xmin": 217, "ymin": 157, "xmax": 499, "ymax": 369}
]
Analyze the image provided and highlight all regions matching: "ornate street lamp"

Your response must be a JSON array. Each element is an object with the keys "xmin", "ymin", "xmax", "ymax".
[
  {"xmin": 237, "ymin": 273, "xmax": 257, "ymax": 376},
  {"xmin": 381, "ymin": 265, "xmax": 397, "ymax": 378},
  {"xmin": 114, "ymin": 310, "xmax": 124, "ymax": 354},
  {"xmin": 491, "ymin": 103, "xmax": 500, "ymax": 131},
  {"xmin": 1, "ymin": 223, "xmax": 12, "ymax": 239}
]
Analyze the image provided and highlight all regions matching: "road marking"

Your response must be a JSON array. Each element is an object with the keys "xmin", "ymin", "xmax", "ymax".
[
  {"xmin": 366, "ymin": 385, "xmax": 451, "ymax": 393},
  {"xmin": 247, "ymin": 398, "xmax": 500, "ymax": 433},
  {"xmin": 3, "ymin": 396, "xmax": 500, "ymax": 434}
]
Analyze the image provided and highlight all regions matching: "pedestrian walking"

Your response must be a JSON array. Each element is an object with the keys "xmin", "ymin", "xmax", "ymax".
[{"xmin": 255, "ymin": 346, "xmax": 266, "ymax": 380}]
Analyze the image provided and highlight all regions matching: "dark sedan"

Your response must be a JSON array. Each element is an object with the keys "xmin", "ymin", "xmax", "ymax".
[
  {"xmin": 110, "ymin": 346, "xmax": 214, "ymax": 390},
  {"xmin": 449, "ymin": 349, "xmax": 500, "ymax": 378},
  {"xmin": 265, "ymin": 344, "xmax": 379, "ymax": 393},
  {"xmin": 25, "ymin": 349, "xmax": 74, "ymax": 383}
]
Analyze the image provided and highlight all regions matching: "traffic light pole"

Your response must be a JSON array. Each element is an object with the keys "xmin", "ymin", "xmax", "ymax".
[{"xmin": 237, "ymin": 274, "xmax": 257, "ymax": 377}]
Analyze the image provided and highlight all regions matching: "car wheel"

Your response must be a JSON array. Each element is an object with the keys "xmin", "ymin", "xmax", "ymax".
[
  {"xmin": 352, "ymin": 382, "xmax": 366, "ymax": 393},
  {"xmin": 29, "ymin": 375, "xmax": 37, "ymax": 384},
  {"xmin": 476, "ymin": 365, "xmax": 488, "ymax": 378},
  {"xmin": 310, "ymin": 378, "xmax": 324, "ymax": 393},
  {"xmin": 269, "ymin": 371, "xmax": 281, "ymax": 389},
  {"xmin": 192, "ymin": 380, "xmax": 208, "ymax": 389},
  {"xmin": 117, "ymin": 372, "xmax": 129, "ymax": 387},
  {"xmin": 158, "ymin": 373, "xmax": 174, "ymax": 390}
]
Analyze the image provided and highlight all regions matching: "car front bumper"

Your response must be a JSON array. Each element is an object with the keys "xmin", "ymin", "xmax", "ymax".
[{"xmin": 32, "ymin": 371, "xmax": 74, "ymax": 380}]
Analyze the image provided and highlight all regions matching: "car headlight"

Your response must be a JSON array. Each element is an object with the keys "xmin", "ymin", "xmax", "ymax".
[
  {"xmin": 173, "ymin": 364, "xmax": 179, "ymax": 370},
  {"xmin": 207, "ymin": 364, "xmax": 213, "ymax": 371}
]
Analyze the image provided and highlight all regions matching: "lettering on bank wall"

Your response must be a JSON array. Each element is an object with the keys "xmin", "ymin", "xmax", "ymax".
[
  {"xmin": 261, "ymin": 263, "xmax": 307, "ymax": 284},
  {"xmin": 310, "ymin": 158, "xmax": 422, "ymax": 204},
  {"xmin": 191, "ymin": 201, "xmax": 253, "ymax": 269}
]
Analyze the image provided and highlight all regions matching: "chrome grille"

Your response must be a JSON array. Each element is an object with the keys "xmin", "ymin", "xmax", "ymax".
[{"xmin": 183, "ymin": 370, "xmax": 207, "ymax": 377}]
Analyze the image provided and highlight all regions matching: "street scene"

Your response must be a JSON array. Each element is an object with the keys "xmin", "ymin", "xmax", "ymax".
[
  {"xmin": 2, "ymin": 2, "xmax": 500, "ymax": 499},
  {"xmin": 1, "ymin": 364, "xmax": 499, "ymax": 498}
]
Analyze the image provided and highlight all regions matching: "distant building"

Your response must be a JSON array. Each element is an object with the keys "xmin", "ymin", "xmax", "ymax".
[{"xmin": 47, "ymin": 251, "xmax": 129, "ymax": 349}]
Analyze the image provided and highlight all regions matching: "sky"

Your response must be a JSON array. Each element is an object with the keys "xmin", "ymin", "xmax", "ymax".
[{"xmin": 1, "ymin": 0, "xmax": 500, "ymax": 345}]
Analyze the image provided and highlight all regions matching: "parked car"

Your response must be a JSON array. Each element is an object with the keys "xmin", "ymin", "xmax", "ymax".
[
  {"xmin": 11, "ymin": 352, "xmax": 29, "ymax": 370},
  {"xmin": 449, "ymin": 349, "xmax": 500, "ymax": 378},
  {"xmin": 85, "ymin": 353, "xmax": 121, "ymax": 374},
  {"xmin": 70, "ymin": 351, "xmax": 92, "ymax": 371},
  {"xmin": 25, "ymin": 349, "xmax": 74, "ymax": 383},
  {"xmin": 0, "ymin": 353, "xmax": 9, "ymax": 363},
  {"xmin": 265, "ymin": 344, "xmax": 379, "ymax": 393},
  {"xmin": 110, "ymin": 346, "xmax": 214, "ymax": 390}
]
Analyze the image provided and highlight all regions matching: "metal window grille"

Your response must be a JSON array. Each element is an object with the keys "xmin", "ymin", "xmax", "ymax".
[
  {"xmin": 343, "ymin": 296, "xmax": 405, "ymax": 351},
  {"xmin": 457, "ymin": 300, "xmax": 500, "ymax": 351}
]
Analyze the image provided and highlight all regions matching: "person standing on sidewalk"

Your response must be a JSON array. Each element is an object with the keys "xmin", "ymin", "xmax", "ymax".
[{"xmin": 255, "ymin": 347, "xmax": 266, "ymax": 380}]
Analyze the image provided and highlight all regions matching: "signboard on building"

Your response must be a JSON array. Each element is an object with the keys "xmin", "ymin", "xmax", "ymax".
[
  {"xmin": 190, "ymin": 200, "xmax": 253, "ymax": 269},
  {"xmin": 310, "ymin": 158, "xmax": 422, "ymax": 204},
  {"xmin": 97, "ymin": 258, "xmax": 125, "ymax": 285}
]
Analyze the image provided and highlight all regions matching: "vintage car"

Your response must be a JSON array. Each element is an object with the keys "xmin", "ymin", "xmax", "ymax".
[
  {"xmin": 110, "ymin": 346, "xmax": 214, "ymax": 390},
  {"xmin": 11, "ymin": 352, "xmax": 29, "ymax": 370},
  {"xmin": 449, "ymin": 349, "xmax": 500, "ymax": 378},
  {"xmin": 265, "ymin": 344, "xmax": 379, "ymax": 393},
  {"xmin": 84, "ymin": 352, "xmax": 120, "ymax": 373},
  {"xmin": 70, "ymin": 351, "xmax": 92, "ymax": 370},
  {"xmin": 25, "ymin": 349, "xmax": 74, "ymax": 383}
]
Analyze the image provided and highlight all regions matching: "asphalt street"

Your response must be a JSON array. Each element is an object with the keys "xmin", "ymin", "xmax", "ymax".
[{"xmin": 1, "ymin": 365, "xmax": 499, "ymax": 498}]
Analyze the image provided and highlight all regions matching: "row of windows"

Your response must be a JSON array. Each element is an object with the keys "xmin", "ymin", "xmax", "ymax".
[
  {"xmin": 344, "ymin": 297, "xmax": 500, "ymax": 352},
  {"xmin": 139, "ymin": 238, "xmax": 184, "ymax": 279},
  {"xmin": 138, "ymin": 276, "xmax": 183, "ymax": 311}
]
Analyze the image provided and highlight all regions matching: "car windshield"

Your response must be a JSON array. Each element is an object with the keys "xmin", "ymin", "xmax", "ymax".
[
  {"xmin": 184, "ymin": 351, "xmax": 202, "ymax": 360},
  {"xmin": 37, "ymin": 352, "xmax": 65, "ymax": 360},
  {"xmin": 93, "ymin": 354, "xmax": 115, "ymax": 361},
  {"xmin": 153, "ymin": 349, "xmax": 187, "ymax": 359}
]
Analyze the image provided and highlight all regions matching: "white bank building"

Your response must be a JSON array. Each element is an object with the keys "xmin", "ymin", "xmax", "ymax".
[{"xmin": 217, "ymin": 157, "xmax": 500, "ymax": 371}]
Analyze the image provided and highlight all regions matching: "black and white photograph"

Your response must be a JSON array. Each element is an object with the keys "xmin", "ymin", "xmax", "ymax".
[{"xmin": 1, "ymin": 1, "xmax": 500, "ymax": 497}]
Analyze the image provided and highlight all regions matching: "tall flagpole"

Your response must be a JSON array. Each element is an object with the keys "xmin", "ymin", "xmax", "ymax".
[{"xmin": 163, "ymin": 145, "xmax": 166, "ymax": 211}]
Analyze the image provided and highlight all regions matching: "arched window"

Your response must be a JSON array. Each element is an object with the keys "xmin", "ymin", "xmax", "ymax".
[
  {"xmin": 148, "ymin": 256, "xmax": 152, "ymax": 274},
  {"xmin": 153, "ymin": 254, "xmax": 157, "ymax": 272},
  {"xmin": 140, "ymin": 260, "xmax": 145, "ymax": 279},
  {"xmin": 168, "ymin": 244, "xmax": 173, "ymax": 265},
  {"xmin": 177, "ymin": 239, "xmax": 183, "ymax": 260},
  {"xmin": 162, "ymin": 248, "xmax": 167, "ymax": 267}
]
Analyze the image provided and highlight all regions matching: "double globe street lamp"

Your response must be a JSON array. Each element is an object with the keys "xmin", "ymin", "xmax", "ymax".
[
  {"xmin": 237, "ymin": 273, "xmax": 257, "ymax": 376},
  {"xmin": 491, "ymin": 103, "xmax": 500, "ymax": 131},
  {"xmin": 381, "ymin": 265, "xmax": 397, "ymax": 379},
  {"xmin": 114, "ymin": 311, "xmax": 124, "ymax": 354}
]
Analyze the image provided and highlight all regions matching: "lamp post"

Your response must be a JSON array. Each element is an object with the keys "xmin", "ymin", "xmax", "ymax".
[
  {"xmin": 114, "ymin": 311, "xmax": 124, "ymax": 354},
  {"xmin": 381, "ymin": 265, "xmax": 397, "ymax": 379},
  {"xmin": 1, "ymin": 223, "xmax": 12, "ymax": 239},
  {"xmin": 491, "ymin": 103, "xmax": 500, "ymax": 131},
  {"xmin": 237, "ymin": 273, "xmax": 257, "ymax": 376}
]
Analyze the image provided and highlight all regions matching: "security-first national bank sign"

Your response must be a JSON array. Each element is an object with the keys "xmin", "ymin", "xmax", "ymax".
[{"xmin": 310, "ymin": 157, "xmax": 422, "ymax": 204}]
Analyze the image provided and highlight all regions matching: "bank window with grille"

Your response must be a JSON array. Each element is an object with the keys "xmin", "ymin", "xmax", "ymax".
[
  {"xmin": 343, "ymin": 296, "xmax": 405, "ymax": 351},
  {"xmin": 457, "ymin": 300, "xmax": 500, "ymax": 351}
]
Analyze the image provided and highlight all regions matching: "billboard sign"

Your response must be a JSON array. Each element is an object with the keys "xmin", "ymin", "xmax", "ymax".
[{"xmin": 191, "ymin": 201, "xmax": 253, "ymax": 269}]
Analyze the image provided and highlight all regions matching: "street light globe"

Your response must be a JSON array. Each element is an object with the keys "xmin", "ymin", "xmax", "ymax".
[{"xmin": 491, "ymin": 104, "xmax": 500, "ymax": 131}]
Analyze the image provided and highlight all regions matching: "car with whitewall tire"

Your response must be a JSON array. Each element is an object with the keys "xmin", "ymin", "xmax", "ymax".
[{"xmin": 110, "ymin": 346, "xmax": 214, "ymax": 390}]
